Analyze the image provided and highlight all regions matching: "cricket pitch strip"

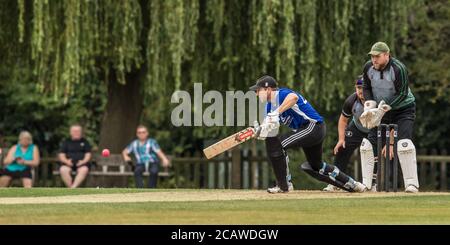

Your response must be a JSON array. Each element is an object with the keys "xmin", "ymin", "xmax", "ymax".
[{"xmin": 0, "ymin": 190, "xmax": 449, "ymax": 205}]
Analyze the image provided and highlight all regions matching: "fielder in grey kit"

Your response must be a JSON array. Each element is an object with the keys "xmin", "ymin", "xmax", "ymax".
[
  {"xmin": 324, "ymin": 76, "xmax": 372, "ymax": 191},
  {"xmin": 249, "ymin": 75, "xmax": 366, "ymax": 193},
  {"xmin": 359, "ymin": 42, "xmax": 419, "ymax": 193}
]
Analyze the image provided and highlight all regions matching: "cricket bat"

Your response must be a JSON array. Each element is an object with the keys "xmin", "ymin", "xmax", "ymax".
[{"xmin": 203, "ymin": 124, "xmax": 261, "ymax": 159}]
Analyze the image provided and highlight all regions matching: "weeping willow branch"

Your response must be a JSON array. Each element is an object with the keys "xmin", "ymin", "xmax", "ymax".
[{"xmin": 10, "ymin": 0, "xmax": 417, "ymax": 111}]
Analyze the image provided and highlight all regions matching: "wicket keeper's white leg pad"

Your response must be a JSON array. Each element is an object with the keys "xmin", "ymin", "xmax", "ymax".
[
  {"xmin": 397, "ymin": 139, "xmax": 419, "ymax": 189},
  {"xmin": 360, "ymin": 138, "xmax": 375, "ymax": 189}
]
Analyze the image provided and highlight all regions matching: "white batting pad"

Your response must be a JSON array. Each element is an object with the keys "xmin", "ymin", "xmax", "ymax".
[
  {"xmin": 360, "ymin": 138, "xmax": 375, "ymax": 189},
  {"xmin": 397, "ymin": 139, "xmax": 419, "ymax": 188}
]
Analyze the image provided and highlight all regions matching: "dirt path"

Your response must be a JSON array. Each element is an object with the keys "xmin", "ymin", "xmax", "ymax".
[{"xmin": 0, "ymin": 190, "xmax": 448, "ymax": 205}]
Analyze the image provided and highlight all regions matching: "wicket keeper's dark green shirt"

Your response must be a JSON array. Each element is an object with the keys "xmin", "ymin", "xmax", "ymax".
[{"xmin": 363, "ymin": 57, "xmax": 415, "ymax": 110}]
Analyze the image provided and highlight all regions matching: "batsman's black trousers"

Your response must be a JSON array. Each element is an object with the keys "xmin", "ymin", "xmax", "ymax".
[{"xmin": 265, "ymin": 121, "xmax": 326, "ymax": 190}]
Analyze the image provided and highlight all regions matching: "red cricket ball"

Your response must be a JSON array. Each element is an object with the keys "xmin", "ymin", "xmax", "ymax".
[{"xmin": 102, "ymin": 149, "xmax": 110, "ymax": 157}]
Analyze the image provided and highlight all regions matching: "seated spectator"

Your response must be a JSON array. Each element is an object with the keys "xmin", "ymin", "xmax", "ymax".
[
  {"xmin": 122, "ymin": 125, "xmax": 170, "ymax": 188},
  {"xmin": 0, "ymin": 131, "xmax": 40, "ymax": 188},
  {"xmin": 58, "ymin": 124, "xmax": 92, "ymax": 188}
]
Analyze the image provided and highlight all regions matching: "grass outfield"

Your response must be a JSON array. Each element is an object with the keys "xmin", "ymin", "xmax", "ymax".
[
  {"xmin": 1, "ymin": 188, "xmax": 450, "ymax": 224},
  {"xmin": 0, "ymin": 187, "xmax": 193, "ymax": 197}
]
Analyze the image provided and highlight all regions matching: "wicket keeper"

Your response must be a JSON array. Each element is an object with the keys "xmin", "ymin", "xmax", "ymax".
[{"xmin": 359, "ymin": 42, "xmax": 419, "ymax": 193}]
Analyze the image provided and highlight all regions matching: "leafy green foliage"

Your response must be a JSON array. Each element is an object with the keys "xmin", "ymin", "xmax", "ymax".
[
  {"xmin": 1, "ymin": 0, "xmax": 449, "ymax": 160},
  {"xmin": 0, "ymin": 67, "xmax": 106, "ymax": 154},
  {"xmin": 404, "ymin": 0, "xmax": 450, "ymax": 149}
]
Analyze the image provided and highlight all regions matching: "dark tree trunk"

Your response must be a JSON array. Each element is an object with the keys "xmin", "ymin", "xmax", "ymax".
[
  {"xmin": 98, "ymin": 72, "xmax": 144, "ymax": 153},
  {"xmin": 98, "ymin": 0, "xmax": 150, "ymax": 153}
]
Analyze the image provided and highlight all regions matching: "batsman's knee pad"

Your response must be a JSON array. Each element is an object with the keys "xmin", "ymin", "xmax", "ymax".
[
  {"xmin": 343, "ymin": 178, "xmax": 357, "ymax": 190},
  {"xmin": 319, "ymin": 163, "xmax": 340, "ymax": 182},
  {"xmin": 320, "ymin": 163, "xmax": 355, "ymax": 188},
  {"xmin": 397, "ymin": 139, "xmax": 419, "ymax": 188},
  {"xmin": 301, "ymin": 162, "xmax": 355, "ymax": 192},
  {"xmin": 360, "ymin": 138, "xmax": 375, "ymax": 188}
]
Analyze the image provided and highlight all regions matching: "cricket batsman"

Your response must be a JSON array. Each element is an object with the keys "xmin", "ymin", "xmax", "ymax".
[
  {"xmin": 359, "ymin": 42, "xmax": 419, "ymax": 193},
  {"xmin": 324, "ymin": 75, "xmax": 373, "ymax": 192},
  {"xmin": 249, "ymin": 75, "xmax": 366, "ymax": 193}
]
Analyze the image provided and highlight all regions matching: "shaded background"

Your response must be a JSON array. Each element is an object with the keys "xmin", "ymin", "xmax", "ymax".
[{"xmin": 0, "ymin": 0, "xmax": 449, "ymax": 188}]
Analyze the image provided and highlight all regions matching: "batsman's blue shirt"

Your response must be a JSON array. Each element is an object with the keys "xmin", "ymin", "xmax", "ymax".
[
  {"xmin": 126, "ymin": 139, "xmax": 161, "ymax": 164},
  {"xmin": 266, "ymin": 88, "xmax": 323, "ymax": 130}
]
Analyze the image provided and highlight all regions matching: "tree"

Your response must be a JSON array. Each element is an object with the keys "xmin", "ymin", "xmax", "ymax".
[
  {"xmin": 405, "ymin": 0, "xmax": 450, "ymax": 149},
  {"xmin": 0, "ymin": 0, "xmax": 421, "ymax": 153}
]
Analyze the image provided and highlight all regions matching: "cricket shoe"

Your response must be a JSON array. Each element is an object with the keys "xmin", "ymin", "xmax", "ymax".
[
  {"xmin": 353, "ymin": 181, "xmax": 368, "ymax": 193},
  {"xmin": 405, "ymin": 185, "xmax": 419, "ymax": 193},
  {"xmin": 267, "ymin": 182, "xmax": 294, "ymax": 194},
  {"xmin": 322, "ymin": 184, "xmax": 341, "ymax": 192}
]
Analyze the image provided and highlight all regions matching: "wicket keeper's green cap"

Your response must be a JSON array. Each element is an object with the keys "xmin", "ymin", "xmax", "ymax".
[
  {"xmin": 249, "ymin": 75, "xmax": 278, "ymax": 91},
  {"xmin": 368, "ymin": 42, "xmax": 390, "ymax": 55}
]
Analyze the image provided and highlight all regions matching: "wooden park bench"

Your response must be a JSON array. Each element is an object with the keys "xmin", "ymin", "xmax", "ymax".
[
  {"xmin": 50, "ymin": 153, "xmax": 171, "ymax": 187},
  {"xmin": 51, "ymin": 154, "xmax": 171, "ymax": 177}
]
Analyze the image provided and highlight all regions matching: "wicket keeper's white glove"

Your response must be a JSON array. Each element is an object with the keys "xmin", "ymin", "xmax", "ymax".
[
  {"xmin": 366, "ymin": 100, "xmax": 391, "ymax": 129},
  {"xmin": 360, "ymin": 100, "xmax": 391, "ymax": 129},
  {"xmin": 359, "ymin": 100, "xmax": 377, "ymax": 128}
]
